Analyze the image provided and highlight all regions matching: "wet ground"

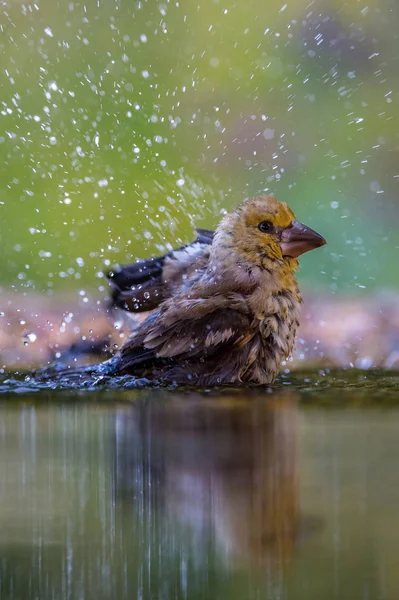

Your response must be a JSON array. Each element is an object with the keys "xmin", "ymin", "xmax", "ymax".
[{"xmin": 0, "ymin": 371, "xmax": 399, "ymax": 600}]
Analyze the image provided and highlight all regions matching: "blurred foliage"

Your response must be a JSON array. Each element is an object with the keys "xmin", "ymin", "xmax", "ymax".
[{"xmin": 1, "ymin": 0, "xmax": 399, "ymax": 293}]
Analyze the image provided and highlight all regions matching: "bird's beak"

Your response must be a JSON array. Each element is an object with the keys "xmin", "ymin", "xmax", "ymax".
[{"xmin": 280, "ymin": 220, "xmax": 326, "ymax": 258}]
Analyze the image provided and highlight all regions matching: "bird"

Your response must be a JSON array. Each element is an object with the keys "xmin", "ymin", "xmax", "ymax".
[{"xmin": 104, "ymin": 194, "xmax": 326, "ymax": 386}]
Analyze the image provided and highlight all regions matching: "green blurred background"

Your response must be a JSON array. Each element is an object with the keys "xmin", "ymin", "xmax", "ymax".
[{"xmin": 1, "ymin": 0, "xmax": 398, "ymax": 294}]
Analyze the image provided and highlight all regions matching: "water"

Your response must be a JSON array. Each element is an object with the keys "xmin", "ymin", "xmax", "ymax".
[{"xmin": 0, "ymin": 372, "xmax": 398, "ymax": 600}]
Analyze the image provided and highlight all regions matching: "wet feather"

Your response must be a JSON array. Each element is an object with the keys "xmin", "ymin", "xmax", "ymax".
[{"xmin": 108, "ymin": 195, "xmax": 326, "ymax": 385}]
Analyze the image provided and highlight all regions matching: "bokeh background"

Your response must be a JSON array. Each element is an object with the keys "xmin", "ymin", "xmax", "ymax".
[{"xmin": 1, "ymin": 0, "xmax": 398, "ymax": 295}]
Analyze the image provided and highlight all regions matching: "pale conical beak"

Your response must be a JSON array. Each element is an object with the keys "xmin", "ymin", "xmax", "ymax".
[{"xmin": 280, "ymin": 220, "xmax": 326, "ymax": 258}]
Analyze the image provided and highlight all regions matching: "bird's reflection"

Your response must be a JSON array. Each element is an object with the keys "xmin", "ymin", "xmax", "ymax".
[{"xmin": 114, "ymin": 391, "xmax": 299, "ymax": 572}]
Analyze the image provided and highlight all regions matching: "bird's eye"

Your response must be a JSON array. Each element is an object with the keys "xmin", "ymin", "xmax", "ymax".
[{"xmin": 258, "ymin": 221, "xmax": 273, "ymax": 233}]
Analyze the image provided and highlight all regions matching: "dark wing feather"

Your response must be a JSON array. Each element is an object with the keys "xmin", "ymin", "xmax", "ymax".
[
  {"xmin": 107, "ymin": 258, "xmax": 165, "ymax": 312},
  {"xmin": 194, "ymin": 228, "xmax": 214, "ymax": 244},
  {"xmin": 115, "ymin": 299, "xmax": 256, "ymax": 384},
  {"xmin": 107, "ymin": 229, "xmax": 215, "ymax": 313},
  {"xmin": 108, "ymin": 258, "xmax": 165, "ymax": 289}
]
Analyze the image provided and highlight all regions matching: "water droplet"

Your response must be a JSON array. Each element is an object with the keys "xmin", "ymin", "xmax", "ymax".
[
  {"xmin": 23, "ymin": 331, "xmax": 37, "ymax": 345},
  {"xmin": 263, "ymin": 128, "xmax": 275, "ymax": 140}
]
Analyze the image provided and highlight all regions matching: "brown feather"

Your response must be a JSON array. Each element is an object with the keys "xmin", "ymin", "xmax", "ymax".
[{"xmin": 107, "ymin": 195, "xmax": 325, "ymax": 385}]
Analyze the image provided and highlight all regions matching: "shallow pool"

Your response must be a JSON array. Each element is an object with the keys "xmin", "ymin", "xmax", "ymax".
[{"xmin": 0, "ymin": 371, "xmax": 398, "ymax": 600}]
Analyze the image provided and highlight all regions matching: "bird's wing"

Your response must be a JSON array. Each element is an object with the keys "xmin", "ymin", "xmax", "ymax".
[
  {"xmin": 116, "ymin": 295, "xmax": 256, "ymax": 380},
  {"xmin": 107, "ymin": 228, "xmax": 214, "ymax": 313},
  {"xmin": 194, "ymin": 228, "xmax": 214, "ymax": 245},
  {"xmin": 107, "ymin": 257, "xmax": 165, "ymax": 312}
]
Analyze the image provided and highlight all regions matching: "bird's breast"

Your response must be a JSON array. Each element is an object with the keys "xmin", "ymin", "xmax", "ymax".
[{"xmin": 255, "ymin": 293, "xmax": 301, "ymax": 361}]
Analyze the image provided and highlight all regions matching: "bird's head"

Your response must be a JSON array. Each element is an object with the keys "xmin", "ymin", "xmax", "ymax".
[{"xmin": 217, "ymin": 195, "xmax": 326, "ymax": 271}]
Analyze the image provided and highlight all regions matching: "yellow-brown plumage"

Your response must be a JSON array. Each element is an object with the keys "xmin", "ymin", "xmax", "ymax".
[{"xmin": 106, "ymin": 195, "xmax": 326, "ymax": 386}]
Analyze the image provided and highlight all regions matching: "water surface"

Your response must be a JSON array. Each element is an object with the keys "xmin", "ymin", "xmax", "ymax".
[{"xmin": 0, "ymin": 373, "xmax": 399, "ymax": 600}]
